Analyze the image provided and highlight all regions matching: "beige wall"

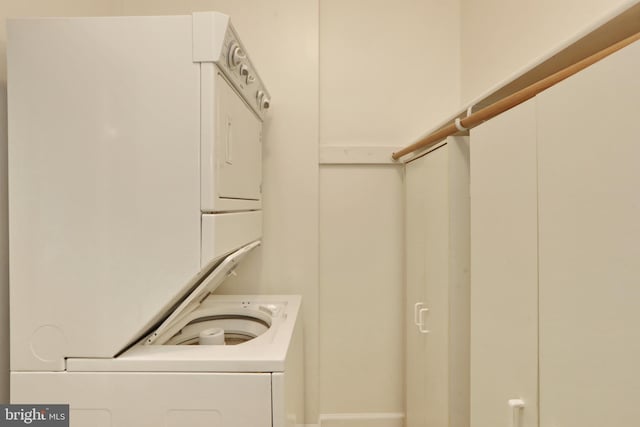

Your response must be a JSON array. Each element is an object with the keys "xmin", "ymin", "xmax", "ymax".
[
  {"xmin": 318, "ymin": 165, "xmax": 404, "ymax": 422},
  {"xmin": 320, "ymin": 0, "xmax": 461, "ymax": 146},
  {"xmin": 0, "ymin": 0, "xmax": 122, "ymax": 404},
  {"xmin": 460, "ymin": 0, "xmax": 633, "ymax": 103},
  {"xmin": 318, "ymin": 1, "xmax": 460, "ymax": 424}
]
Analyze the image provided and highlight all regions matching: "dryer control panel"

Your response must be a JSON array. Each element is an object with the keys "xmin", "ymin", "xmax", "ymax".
[
  {"xmin": 218, "ymin": 26, "xmax": 271, "ymax": 118},
  {"xmin": 192, "ymin": 12, "xmax": 271, "ymax": 120}
]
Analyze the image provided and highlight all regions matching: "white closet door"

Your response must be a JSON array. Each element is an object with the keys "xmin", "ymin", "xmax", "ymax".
[
  {"xmin": 470, "ymin": 99, "xmax": 539, "ymax": 427},
  {"xmin": 405, "ymin": 144, "xmax": 450, "ymax": 427},
  {"xmin": 537, "ymin": 40, "xmax": 640, "ymax": 427},
  {"xmin": 405, "ymin": 139, "xmax": 469, "ymax": 427}
]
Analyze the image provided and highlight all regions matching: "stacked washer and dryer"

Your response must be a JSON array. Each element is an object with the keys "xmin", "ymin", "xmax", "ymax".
[{"xmin": 8, "ymin": 12, "xmax": 303, "ymax": 427}]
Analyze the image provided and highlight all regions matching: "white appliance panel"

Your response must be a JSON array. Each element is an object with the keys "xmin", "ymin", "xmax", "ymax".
[
  {"xmin": 8, "ymin": 12, "xmax": 268, "ymax": 372},
  {"xmin": 11, "ymin": 372, "xmax": 273, "ymax": 427},
  {"xmin": 65, "ymin": 295, "xmax": 302, "ymax": 373},
  {"xmin": 216, "ymin": 72, "xmax": 262, "ymax": 201},
  {"xmin": 201, "ymin": 211, "xmax": 262, "ymax": 268},
  {"xmin": 8, "ymin": 15, "xmax": 202, "ymax": 371},
  {"xmin": 201, "ymin": 67, "xmax": 263, "ymax": 212}
]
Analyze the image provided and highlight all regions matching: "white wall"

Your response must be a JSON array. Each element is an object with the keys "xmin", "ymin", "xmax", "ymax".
[
  {"xmin": 0, "ymin": 0, "xmax": 122, "ymax": 404},
  {"xmin": 460, "ymin": 0, "xmax": 633, "ymax": 103}
]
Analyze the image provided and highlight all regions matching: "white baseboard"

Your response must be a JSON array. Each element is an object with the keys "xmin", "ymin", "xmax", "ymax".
[{"xmin": 318, "ymin": 412, "xmax": 404, "ymax": 427}]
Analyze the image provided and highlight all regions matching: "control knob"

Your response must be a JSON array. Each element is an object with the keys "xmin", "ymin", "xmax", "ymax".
[
  {"xmin": 227, "ymin": 43, "xmax": 245, "ymax": 69},
  {"xmin": 256, "ymin": 90, "xmax": 270, "ymax": 111}
]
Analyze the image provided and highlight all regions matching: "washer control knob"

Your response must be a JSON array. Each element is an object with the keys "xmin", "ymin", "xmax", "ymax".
[
  {"xmin": 227, "ymin": 43, "xmax": 245, "ymax": 68},
  {"xmin": 256, "ymin": 91, "xmax": 270, "ymax": 111},
  {"xmin": 239, "ymin": 64, "xmax": 249, "ymax": 77},
  {"xmin": 256, "ymin": 90, "xmax": 265, "ymax": 107}
]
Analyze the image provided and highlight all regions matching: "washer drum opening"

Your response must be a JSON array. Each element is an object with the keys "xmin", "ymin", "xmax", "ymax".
[{"xmin": 166, "ymin": 314, "xmax": 271, "ymax": 345}]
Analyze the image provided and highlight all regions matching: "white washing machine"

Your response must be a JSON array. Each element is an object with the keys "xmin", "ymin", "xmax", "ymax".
[{"xmin": 8, "ymin": 12, "xmax": 303, "ymax": 427}]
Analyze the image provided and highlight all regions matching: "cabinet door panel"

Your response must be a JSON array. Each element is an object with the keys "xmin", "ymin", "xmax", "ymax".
[
  {"xmin": 405, "ymin": 153, "xmax": 430, "ymax": 427},
  {"xmin": 470, "ymin": 99, "xmax": 539, "ymax": 427},
  {"xmin": 422, "ymin": 146, "xmax": 451, "ymax": 427},
  {"xmin": 405, "ymin": 139, "xmax": 469, "ymax": 427},
  {"xmin": 406, "ymin": 144, "xmax": 450, "ymax": 427},
  {"xmin": 537, "ymin": 40, "xmax": 640, "ymax": 427}
]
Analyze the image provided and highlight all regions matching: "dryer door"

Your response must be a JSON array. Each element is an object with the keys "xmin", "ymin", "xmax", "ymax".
[
  {"xmin": 201, "ymin": 65, "xmax": 262, "ymax": 212},
  {"xmin": 215, "ymin": 72, "xmax": 262, "ymax": 200}
]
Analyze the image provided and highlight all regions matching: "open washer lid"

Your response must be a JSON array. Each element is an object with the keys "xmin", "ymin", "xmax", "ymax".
[{"xmin": 144, "ymin": 240, "xmax": 260, "ymax": 345}]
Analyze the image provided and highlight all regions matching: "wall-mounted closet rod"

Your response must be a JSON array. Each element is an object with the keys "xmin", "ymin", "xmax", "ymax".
[{"xmin": 392, "ymin": 30, "xmax": 640, "ymax": 161}]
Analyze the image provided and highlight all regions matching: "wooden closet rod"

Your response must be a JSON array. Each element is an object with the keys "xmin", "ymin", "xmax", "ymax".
[{"xmin": 392, "ymin": 30, "xmax": 640, "ymax": 160}]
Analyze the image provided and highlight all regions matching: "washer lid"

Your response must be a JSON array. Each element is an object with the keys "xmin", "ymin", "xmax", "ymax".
[{"xmin": 145, "ymin": 240, "xmax": 260, "ymax": 345}]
